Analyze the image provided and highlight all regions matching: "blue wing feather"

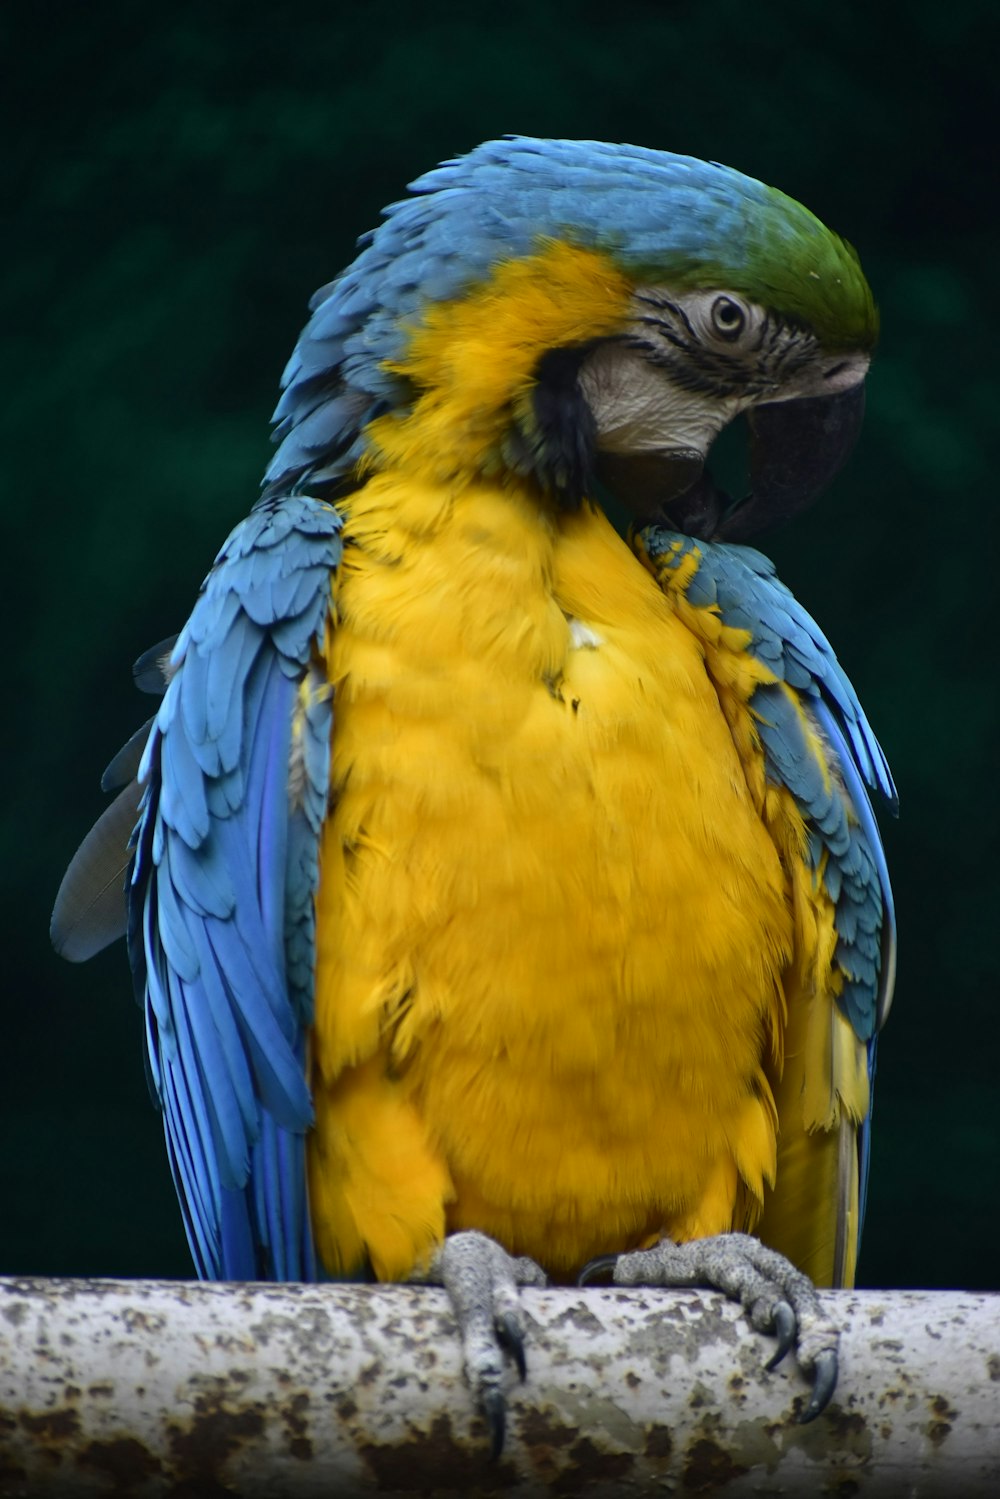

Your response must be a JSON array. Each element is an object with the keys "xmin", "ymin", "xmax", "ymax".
[
  {"xmin": 641, "ymin": 527, "xmax": 897, "ymax": 1038},
  {"xmin": 128, "ymin": 495, "xmax": 342, "ymax": 1279},
  {"xmin": 641, "ymin": 526, "xmax": 896, "ymax": 1265}
]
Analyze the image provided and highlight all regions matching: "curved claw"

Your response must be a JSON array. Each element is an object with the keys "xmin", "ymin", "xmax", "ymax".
[
  {"xmin": 495, "ymin": 1309, "xmax": 527, "ymax": 1382},
  {"xmin": 428, "ymin": 1231, "xmax": 546, "ymax": 1457},
  {"xmin": 481, "ymin": 1386, "xmax": 507, "ymax": 1461},
  {"xmin": 799, "ymin": 1348, "xmax": 839, "ymax": 1423},
  {"xmin": 577, "ymin": 1253, "xmax": 621, "ymax": 1287},
  {"xmin": 764, "ymin": 1300, "xmax": 797, "ymax": 1371}
]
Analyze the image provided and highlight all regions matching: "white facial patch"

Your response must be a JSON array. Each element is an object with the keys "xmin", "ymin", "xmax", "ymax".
[{"xmin": 578, "ymin": 342, "xmax": 744, "ymax": 457}]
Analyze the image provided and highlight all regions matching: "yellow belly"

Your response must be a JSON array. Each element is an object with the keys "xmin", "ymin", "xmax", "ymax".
[{"xmin": 307, "ymin": 473, "xmax": 792, "ymax": 1281}]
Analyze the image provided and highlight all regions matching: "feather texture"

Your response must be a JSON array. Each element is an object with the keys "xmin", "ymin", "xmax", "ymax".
[
  {"xmin": 638, "ymin": 529, "xmax": 895, "ymax": 1283},
  {"xmin": 51, "ymin": 778, "xmax": 145, "ymax": 961},
  {"xmin": 128, "ymin": 495, "xmax": 341, "ymax": 1278},
  {"xmin": 263, "ymin": 137, "xmax": 876, "ymax": 501},
  {"xmin": 53, "ymin": 140, "xmax": 894, "ymax": 1304},
  {"xmin": 309, "ymin": 478, "xmax": 794, "ymax": 1280}
]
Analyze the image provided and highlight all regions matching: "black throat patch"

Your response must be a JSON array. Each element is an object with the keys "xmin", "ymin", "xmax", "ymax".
[{"xmin": 505, "ymin": 343, "xmax": 601, "ymax": 509}]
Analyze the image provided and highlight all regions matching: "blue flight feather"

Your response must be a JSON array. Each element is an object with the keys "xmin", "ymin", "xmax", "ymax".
[
  {"xmin": 128, "ymin": 495, "xmax": 343, "ymax": 1278},
  {"xmin": 640, "ymin": 526, "xmax": 896, "ymax": 1045},
  {"xmin": 640, "ymin": 526, "xmax": 895, "ymax": 1272}
]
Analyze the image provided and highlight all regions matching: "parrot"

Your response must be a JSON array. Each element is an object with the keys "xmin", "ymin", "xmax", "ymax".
[{"xmin": 52, "ymin": 136, "xmax": 896, "ymax": 1452}]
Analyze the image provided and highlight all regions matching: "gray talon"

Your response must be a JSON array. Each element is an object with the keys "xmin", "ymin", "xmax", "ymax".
[
  {"xmin": 496, "ymin": 1309, "xmax": 527, "ymax": 1381},
  {"xmin": 765, "ymin": 1300, "xmax": 797, "ymax": 1369},
  {"xmin": 423, "ymin": 1231, "xmax": 546, "ymax": 1455},
  {"xmin": 577, "ymin": 1252, "xmax": 620, "ymax": 1286},
  {"xmin": 481, "ymin": 1386, "xmax": 507, "ymax": 1460},
  {"xmin": 800, "ymin": 1347, "xmax": 839, "ymax": 1422},
  {"xmin": 609, "ymin": 1232, "xmax": 841, "ymax": 1417}
]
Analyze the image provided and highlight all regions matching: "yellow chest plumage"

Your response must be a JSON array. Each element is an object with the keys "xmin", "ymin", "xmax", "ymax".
[{"xmin": 307, "ymin": 471, "xmax": 794, "ymax": 1280}]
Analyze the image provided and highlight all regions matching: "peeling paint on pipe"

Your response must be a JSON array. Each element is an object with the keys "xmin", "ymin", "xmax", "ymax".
[{"xmin": 0, "ymin": 1279, "xmax": 998, "ymax": 1496}]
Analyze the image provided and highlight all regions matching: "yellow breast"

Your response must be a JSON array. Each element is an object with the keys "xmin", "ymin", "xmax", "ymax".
[{"xmin": 307, "ymin": 473, "xmax": 793, "ymax": 1281}]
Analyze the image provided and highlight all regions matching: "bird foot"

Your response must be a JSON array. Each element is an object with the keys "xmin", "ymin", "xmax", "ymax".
[
  {"xmin": 581, "ymin": 1231, "xmax": 839, "ymax": 1421},
  {"xmin": 424, "ymin": 1230, "xmax": 547, "ymax": 1457}
]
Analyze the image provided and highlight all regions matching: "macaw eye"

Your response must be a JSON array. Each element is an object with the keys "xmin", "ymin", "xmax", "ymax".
[{"xmin": 710, "ymin": 296, "xmax": 746, "ymax": 342}]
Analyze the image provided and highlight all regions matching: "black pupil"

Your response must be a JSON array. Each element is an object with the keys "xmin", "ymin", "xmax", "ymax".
[{"xmin": 716, "ymin": 300, "xmax": 741, "ymax": 328}]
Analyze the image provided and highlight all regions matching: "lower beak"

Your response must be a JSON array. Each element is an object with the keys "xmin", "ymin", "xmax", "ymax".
[
  {"xmin": 595, "ymin": 447, "xmax": 722, "ymax": 536},
  {"xmin": 594, "ymin": 381, "xmax": 867, "ymax": 544}
]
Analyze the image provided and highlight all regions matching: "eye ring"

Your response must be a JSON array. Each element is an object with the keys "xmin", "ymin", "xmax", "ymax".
[{"xmin": 710, "ymin": 295, "xmax": 747, "ymax": 342}]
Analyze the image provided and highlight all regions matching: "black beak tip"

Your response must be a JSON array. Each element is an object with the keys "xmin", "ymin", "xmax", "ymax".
[{"xmin": 716, "ymin": 381, "xmax": 866, "ymax": 543}]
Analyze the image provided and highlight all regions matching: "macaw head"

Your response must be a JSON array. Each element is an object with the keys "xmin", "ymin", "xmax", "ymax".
[{"xmin": 265, "ymin": 137, "xmax": 876, "ymax": 541}]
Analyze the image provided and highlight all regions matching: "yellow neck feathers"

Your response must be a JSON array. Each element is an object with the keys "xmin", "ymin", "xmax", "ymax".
[{"xmin": 363, "ymin": 242, "xmax": 633, "ymax": 481}]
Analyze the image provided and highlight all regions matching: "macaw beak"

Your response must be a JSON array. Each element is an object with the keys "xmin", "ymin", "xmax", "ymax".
[
  {"xmin": 715, "ymin": 380, "xmax": 867, "ymax": 542},
  {"xmin": 597, "ymin": 380, "xmax": 866, "ymax": 543}
]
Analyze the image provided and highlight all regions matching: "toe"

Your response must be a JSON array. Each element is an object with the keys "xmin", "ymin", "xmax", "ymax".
[
  {"xmin": 495, "ymin": 1308, "xmax": 527, "ymax": 1382},
  {"xmin": 604, "ymin": 1232, "xmax": 841, "ymax": 1417},
  {"xmin": 800, "ymin": 1348, "xmax": 839, "ymax": 1422},
  {"xmin": 764, "ymin": 1301, "xmax": 796, "ymax": 1370},
  {"xmin": 577, "ymin": 1253, "xmax": 621, "ymax": 1286},
  {"xmin": 481, "ymin": 1386, "xmax": 507, "ymax": 1460},
  {"xmin": 429, "ymin": 1231, "xmax": 546, "ymax": 1454}
]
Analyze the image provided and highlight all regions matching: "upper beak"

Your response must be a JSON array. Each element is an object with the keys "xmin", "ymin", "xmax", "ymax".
[
  {"xmin": 715, "ymin": 380, "xmax": 867, "ymax": 542},
  {"xmin": 591, "ymin": 365, "xmax": 867, "ymax": 543}
]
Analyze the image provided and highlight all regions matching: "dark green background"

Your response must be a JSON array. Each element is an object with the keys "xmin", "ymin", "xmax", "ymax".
[{"xmin": 4, "ymin": 1, "xmax": 996, "ymax": 1287}]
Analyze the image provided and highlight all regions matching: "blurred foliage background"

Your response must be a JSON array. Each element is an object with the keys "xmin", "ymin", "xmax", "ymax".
[{"xmin": 3, "ymin": 0, "xmax": 996, "ymax": 1287}]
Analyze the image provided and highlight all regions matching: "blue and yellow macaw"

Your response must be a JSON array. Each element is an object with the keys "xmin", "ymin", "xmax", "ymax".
[{"xmin": 53, "ymin": 137, "xmax": 895, "ymax": 1445}]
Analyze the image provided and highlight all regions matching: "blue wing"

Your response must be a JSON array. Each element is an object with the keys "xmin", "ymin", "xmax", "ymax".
[
  {"xmin": 128, "ymin": 496, "xmax": 342, "ymax": 1280},
  {"xmin": 640, "ymin": 527, "xmax": 896, "ymax": 1279},
  {"xmin": 641, "ymin": 527, "xmax": 896, "ymax": 1029}
]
